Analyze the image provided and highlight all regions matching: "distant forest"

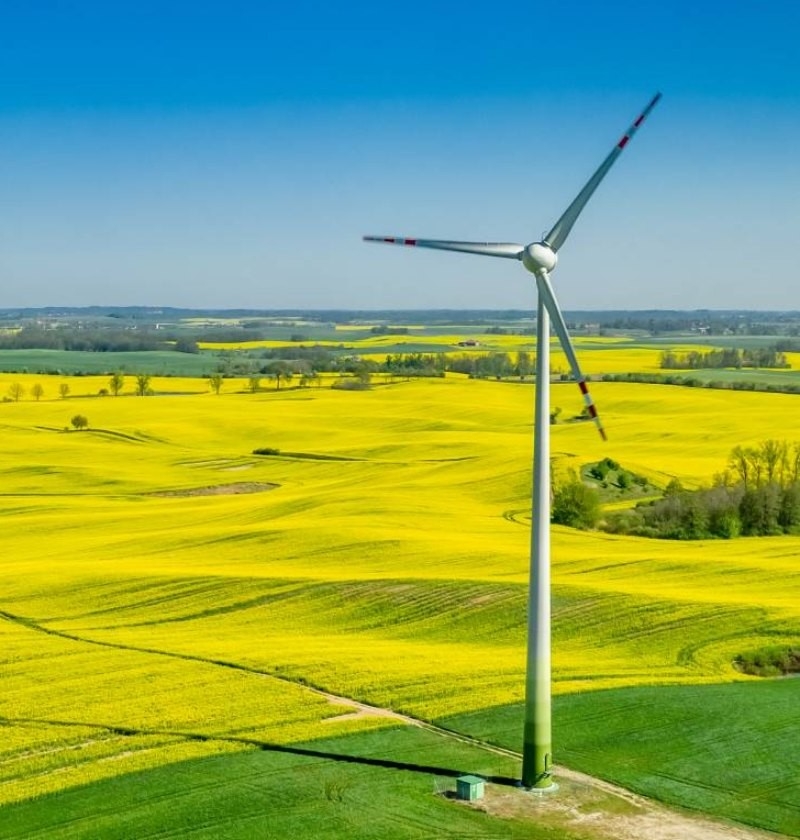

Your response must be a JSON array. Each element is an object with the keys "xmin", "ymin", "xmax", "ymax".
[
  {"xmin": 0, "ymin": 326, "xmax": 199, "ymax": 354},
  {"xmin": 2, "ymin": 306, "xmax": 800, "ymax": 336}
]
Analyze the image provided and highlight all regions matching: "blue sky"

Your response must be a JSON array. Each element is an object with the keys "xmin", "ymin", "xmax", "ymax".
[{"xmin": 0, "ymin": 1, "xmax": 798, "ymax": 310}]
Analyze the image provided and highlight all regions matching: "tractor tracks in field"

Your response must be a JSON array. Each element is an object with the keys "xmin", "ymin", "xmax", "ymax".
[
  {"xmin": 0, "ymin": 605, "xmax": 526, "ymax": 789},
  {"xmin": 0, "ymin": 607, "xmax": 510, "ymax": 757},
  {"xmin": 0, "ymin": 607, "xmax": 388, "ymax": 715},
  {"xmin": 502, "ymin": 508, "xmax": 529, "ymax": 526}
]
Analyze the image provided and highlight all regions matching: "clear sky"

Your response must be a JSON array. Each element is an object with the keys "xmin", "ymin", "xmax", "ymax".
[{"xmin": 1, "ymin": 0, "xmax": 798, "ymax": 310}]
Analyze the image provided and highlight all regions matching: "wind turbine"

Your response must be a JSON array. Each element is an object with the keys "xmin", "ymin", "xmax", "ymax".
[{"xmin": 364, "ymin": 93, "xmax": 661, "ymax": 789}]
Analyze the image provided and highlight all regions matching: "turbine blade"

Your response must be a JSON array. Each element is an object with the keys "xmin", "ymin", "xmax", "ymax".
[
  {"xmin": 363, "ymin": 236, "xmax": 524, "ymax": 260},
  {"xmin": 536, "ymin": 270, "xmax": 607, "ymax": 440},
  {"xmin": 545, "ymin": 92, "xmax": 662, "ymax": 253}
]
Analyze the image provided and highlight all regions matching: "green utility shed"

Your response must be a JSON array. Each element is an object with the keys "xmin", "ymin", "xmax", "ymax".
[{"xmin": 456, "ymin": 775, "xmax": 485, "ymax": 801}]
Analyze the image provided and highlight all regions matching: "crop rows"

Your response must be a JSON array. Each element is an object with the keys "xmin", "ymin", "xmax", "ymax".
[{"xmin": 1, "ymin": 374, "xmax": 799, "ymax": 817}]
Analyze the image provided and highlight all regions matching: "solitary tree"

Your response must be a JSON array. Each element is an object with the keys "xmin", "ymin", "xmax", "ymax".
[
  {"xmin": 135, "ymin": 374, "xmax": 151, "ymax": 396},
  {"xmin": 8, "ymin": 383, "xmax": 24, "ymax": 402},
  {"xmin": 31, "ymin": 383, "xmax": 44, "ymax": 401},
  {"xmin": 271, "ymin": 362, "xmax": 292, "ymax": 390},
  {"xmin": 516, "ymin": 350, "xmax": 534, "ymax": 377},
  {"xmin": 59, "ymin": 383, "xmax": 70, "ymax": 399},
  {"xmin": 109, "ymin": 372, "xmax": 125, "ymax": 396},
  {"xmin": 208, "ymin": 374, "xmax": 224, "ymax": 395},
  {"xmin": 71, "ymin": 414, "xmax": 89, "ymax": 431}
]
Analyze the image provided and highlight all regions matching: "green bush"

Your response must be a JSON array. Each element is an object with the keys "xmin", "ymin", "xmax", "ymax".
[
  {"xmin": 331, "ymin": 378, "xmax": 371, "ymax": 391},
  {"xmin": 734, "ymin": 646, "xmax": 800, "ymax": 676},
  {"xmin": 552, "ymin": 472, "xmax": 600, "ymax": 529},
  {"xmin": 589, "ymin": 461, "xmax": 609, "ymax": 481}
]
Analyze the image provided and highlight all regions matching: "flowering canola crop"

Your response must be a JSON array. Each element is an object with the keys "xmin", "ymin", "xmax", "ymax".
[{"xmin": 1, "ymin": 371, "xmax": 798, "ymax": 804}]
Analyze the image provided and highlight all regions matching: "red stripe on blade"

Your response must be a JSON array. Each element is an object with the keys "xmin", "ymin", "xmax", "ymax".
[
  {"xmin": 404, "ymin": 239, "xmax": 417, "ymax": 246},
  {"xmin": 587, "ymin": 404, "xmax": 598, "ymax": 418},
  {"xmin": 578, "ymin": 380, "xmax": 589, "ymax": 395},
  {"xmin": 634, "ymin": 114, "xmax": 645, "ymax": 127},
  {"xmin": 617, "ymin": 135, "xmax": 630, "ymax": 149}
]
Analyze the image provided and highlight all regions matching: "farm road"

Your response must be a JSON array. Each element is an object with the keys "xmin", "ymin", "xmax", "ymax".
[{"xmin": 0, "ymin": 608, "xmax": 787, "ymax": 840}]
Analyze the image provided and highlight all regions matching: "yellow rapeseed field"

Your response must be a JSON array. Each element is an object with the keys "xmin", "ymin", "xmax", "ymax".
[{"xmin": 1, "ymin": 368, "xmax": 799, "ymax": 805}]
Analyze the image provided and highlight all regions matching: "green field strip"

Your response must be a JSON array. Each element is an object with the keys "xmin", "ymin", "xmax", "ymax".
[
  {"xmin": 0, "ymin": 727, "xmax": 554, "ymax": 840},
  {"xmin": 440, "ymin": 681, "xmax": 800, "ymax": 837}
]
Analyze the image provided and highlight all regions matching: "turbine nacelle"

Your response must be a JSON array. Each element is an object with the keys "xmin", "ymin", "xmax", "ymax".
[
  {"xmin": 521, "ymin": 242, "xmax": 558, "ymax": 275},
  {"xmin": 364, "ymin": 92, "xmax": 662, "ymax": 449}
]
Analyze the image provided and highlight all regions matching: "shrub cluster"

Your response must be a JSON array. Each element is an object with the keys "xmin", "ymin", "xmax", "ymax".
[
  {"xmin": 331, "ymin": 374, "xmax": 372, "ymax": 390},
  {"xmin": 734, "ymin": 646, "xmax": 800, "ymax": 677},
  {"xmin": 588, "ymin": 457, "xmax": 648, "ymax": 489}
]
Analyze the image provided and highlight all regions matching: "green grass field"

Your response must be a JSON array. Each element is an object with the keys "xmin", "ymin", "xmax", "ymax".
[
  {"xmin": 1, "ymin": 366, "xmax": 799, "ymax": 836},
  {"xmin": 1, "ymin": 728, "xmax": 557, "ymax": 840},
  {"xmin": 0, "ymin": 348, "xmax": 217, "ymax": 376},
  {"xmin": 442, "ymin": 680, "xmax": 800, "ymax": 836}
]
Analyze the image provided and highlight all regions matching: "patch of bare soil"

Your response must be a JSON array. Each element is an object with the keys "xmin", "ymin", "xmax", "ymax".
[
  {"xmin": 149, "ymin": 482, "xmax": 278, "ymax": 497},
  {"xmin": 472, "ymin": 768, "xmax": 782, "ymax": 840},
  {"xmin": 321, "ymin": 694, "xmax": 409, "ymax": 724}
]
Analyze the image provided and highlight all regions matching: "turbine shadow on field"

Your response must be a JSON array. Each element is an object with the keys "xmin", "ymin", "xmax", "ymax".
[
  {"xmin": 1, "ymin": 609, "xmax": 523, "ymax": 786},
  {"xmin": 1, "ymin": 715, "xmax": 519, "ymax": 787}
]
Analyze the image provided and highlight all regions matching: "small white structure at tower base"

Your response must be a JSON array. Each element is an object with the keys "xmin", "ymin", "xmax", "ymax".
[{"xmin": 456, "ymin": 775, "xmax": 485, "ymax": 801}]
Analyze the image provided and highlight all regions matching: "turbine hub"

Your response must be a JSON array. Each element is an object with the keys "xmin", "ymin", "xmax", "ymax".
[{"xmin": 522, "ymin": 242, "xmax": 558, "ymax": 275}]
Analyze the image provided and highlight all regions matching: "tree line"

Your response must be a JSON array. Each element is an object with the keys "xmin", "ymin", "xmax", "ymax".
[
  {"xmin": 602, "ymin": 440, "xmax": 800, "ymax": 539},
  {"xmin": 0, "ymin": 326, "xmax": 202, "ymax": 353},
  {"xmin": 600, "ymin": 371, "xmax": 800, "ymax": 396},
  {"xmin": 660, "ymin": 347, "xmax": 789, "ymax": 370}
]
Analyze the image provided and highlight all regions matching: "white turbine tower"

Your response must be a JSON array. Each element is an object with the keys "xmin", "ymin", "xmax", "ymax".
[{"xmin": 364, "ymin": 93, "xmax": 661, "ymax": 789}]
